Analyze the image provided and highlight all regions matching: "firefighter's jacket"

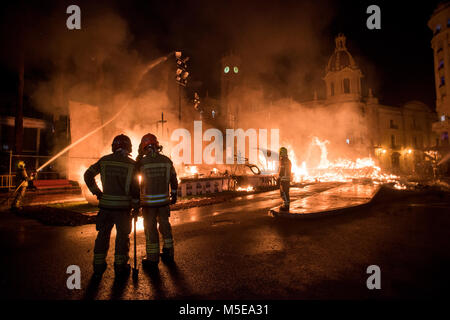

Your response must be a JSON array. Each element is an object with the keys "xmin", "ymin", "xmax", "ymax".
[
  {"xmin": 136, "ymin": 152, "xmax": 178, "ymax": 207},
  {"xmin": 16, "ymin": 168, "xmax": 29, "ymax": 188},
  {"xmin": 278, "ymin": 157, "xmax": 292, "ymax": 182},
  {"xmin": 84, "ymin": 152, "xmax": 139, "ymax": 210}
]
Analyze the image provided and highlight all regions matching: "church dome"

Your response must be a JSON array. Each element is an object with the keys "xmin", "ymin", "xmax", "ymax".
[{"xmin": 326, "ymin": 34, "xmax": 358, "ymax": 72}]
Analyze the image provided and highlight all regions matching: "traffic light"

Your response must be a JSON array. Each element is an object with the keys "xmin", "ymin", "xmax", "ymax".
[
  {"xmin": 194, "ymin": 92, "xmax": 200, "ymax": 110},
  {"xmin": 175, "ymin": 51, "xmax": 189, "ymax": 87}
]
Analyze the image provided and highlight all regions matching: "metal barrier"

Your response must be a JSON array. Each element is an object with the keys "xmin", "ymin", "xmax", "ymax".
[
  {"xmin": 0, "ymin": 150, "xmax": 101, "ymax": 189},
  {"xmin": 0, "ymin": 175, "xmax": 12, "ymax": 189},
  {"xmin": 0, "ymin": 151, "xmax": 67, "ymax": 189},
  {"xmin": 0, "ymin": 172, "xmax": 62, "ymax": 189}
]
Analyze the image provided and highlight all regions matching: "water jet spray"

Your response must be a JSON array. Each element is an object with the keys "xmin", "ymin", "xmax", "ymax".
[{"xmin": 35, "ymin": 53, "xmax": 173, "ymax": 174}]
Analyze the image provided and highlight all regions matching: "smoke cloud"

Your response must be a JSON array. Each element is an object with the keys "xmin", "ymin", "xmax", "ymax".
[{"xmin": 16, "ymin": 0, "xmax": 376, "ymax": 175}]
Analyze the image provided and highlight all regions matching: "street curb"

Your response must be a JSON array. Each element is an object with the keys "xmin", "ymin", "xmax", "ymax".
[{"xmin": 268, "ymin": 185, "xmax": 439, "ymax": 219}]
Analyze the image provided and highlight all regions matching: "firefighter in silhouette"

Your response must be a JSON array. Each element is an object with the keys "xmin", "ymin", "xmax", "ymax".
[
  {"xmin": 10, "ymin": 161, "xmax": 35, "ymax": 211},
  {"xmin": 278, "ymin": 147, "xmax": 292, "ymax": 211},
  {"xmin": 136, "ymin": 133, "xmax": 178, "ymax": 268},
  {"xmin": 84, "ymin": 134, "xmax": 140, "ymax": 278}
]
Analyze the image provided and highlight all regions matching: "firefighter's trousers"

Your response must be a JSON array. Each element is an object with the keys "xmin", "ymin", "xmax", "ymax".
[
  {"xmin": 93, "ymin": 209, "xmax": 132, "ymax": 266},
  {"xmin": 280, "ymin": 181, "xmax": 290, "ymax": 207},
  {"xmin": 11, "ymin": 185, "xmax": 27, "ymax": 209},
  {"xmin": 142, "ymin": 205, "xmax": 173, "ymax": 262}
]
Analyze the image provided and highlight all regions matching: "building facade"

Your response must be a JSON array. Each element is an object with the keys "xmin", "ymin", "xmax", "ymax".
[
  {"xmin": 314, "ymin": 34, "xmax": 436, "ymax": 174},
  {"xmin": 221, "ymin": 34, "xmax": 436, "ymax": 175},
  {"xmin": 428, "ymin": 2, "xmax": 450, "ymax": 146}
]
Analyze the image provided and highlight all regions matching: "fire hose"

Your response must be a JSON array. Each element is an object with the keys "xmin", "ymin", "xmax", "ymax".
[
  {"xmin": 0, "ymin": 181, "xmax": 25, "ymax": 206},
  {"xmin": 2, "ymin": 54, "xmax": 171, "ymax": 206},
  {"xmin": 0, "ymin": 173, "xmax": 36, "ymax": 206}
]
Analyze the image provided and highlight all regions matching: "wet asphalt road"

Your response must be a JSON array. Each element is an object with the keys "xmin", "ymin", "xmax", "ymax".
[{"xmin": 1, "ymin": 182, "xmax": 450, "ymax": 300}]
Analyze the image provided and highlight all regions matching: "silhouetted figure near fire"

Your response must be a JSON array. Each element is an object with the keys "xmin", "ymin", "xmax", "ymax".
[
  {"xmin": 136, "ymin": 133, "xmax": 178, "ymax": 269},
  {"xmin": 10, "ymin": 161, "xmax": 35, "ymax": 211},
  {"xmin": 84, "ymin": 134, "xmax": 140, "ymax": 279},
  {"xmin": 278, "ymin": 147, "xmax": 291, "ymax": 211}
]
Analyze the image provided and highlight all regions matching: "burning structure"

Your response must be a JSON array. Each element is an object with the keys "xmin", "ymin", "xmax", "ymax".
[
  {"xmin": 46, "ymin": 33, "xmax": 439, "ymax": 198},
  {"xmin": 227, "ymin": 34, "xmax": 437, "ymax": 178}
]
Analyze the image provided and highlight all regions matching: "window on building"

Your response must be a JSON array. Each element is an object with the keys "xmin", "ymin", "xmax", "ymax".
[
  {"xmin": 440, "ymin": 76, "xmax": 445, "ymax": 87},
  {"xmin": 23, "ymin": 128, "xmax": 37, "ymax": 152},
  {"xmin": 390, "ymin": 119, "xmax": 398, "ymax": 129},
  {"xmin": 442, "ymin": 132, "xmax": 449, "ymax": 144},
  {"xmin": 440, "ymin": 131, "xmax": 449, "ymax": 146},
  {"xmin": 330, "ymin": 82, "xmax": 334, "ymax": 96},
  {"xmin": 435, "ymin": 24, "xmax": 441, "ymax": 34},
  {"xmin": 413, "ymin": 136, "xmax": 417, "ymax": 148},
  {"xmin": 343, "ymin": 78, "xmax": 350, "ymax": 93},
  {"xmin": 439, "ymin": 60, "xmax": 444, "ymax": 69},
  {"xmin": 447, "ymin": 19, "xmax": 450, "ymax": 27},
  {"xmin": 391, "ymin": 135, "xmax": 396, "ymax": 148},
  {"xmin": 441, "ymin": 114, "xmax": 446, "ymax": 122}
]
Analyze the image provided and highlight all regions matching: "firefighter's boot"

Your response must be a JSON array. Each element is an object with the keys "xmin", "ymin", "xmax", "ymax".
[
  {"xmin": 161, "ymin": 247, "xmax": 174, "ymax": 263},
  {"xmin": 142, "ymin": 258, "xmax": 159, "ymax": 270},
  {"xmin": 93, "ymin": 263, "xmax": 107, "ymax": 278},
  {"xmin": 114, "ymin": 263, "xmax": 131, "ymax": 278}
]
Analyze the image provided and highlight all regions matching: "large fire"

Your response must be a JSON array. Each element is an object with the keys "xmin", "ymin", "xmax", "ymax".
[
  {"xmin": 76, "ymin": 134, "xmax": 402, "ymax": 202},
  {"xmin": 236, "ymin": 186, "xmax": 255, "ymax": 192},
  {"xmin": 286, "ymin": 137, "xmax": 398, "ymax": 184}
]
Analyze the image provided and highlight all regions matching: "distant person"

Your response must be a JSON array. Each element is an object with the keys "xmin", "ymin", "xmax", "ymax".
[
  {"xmin": 10, "ymin": 161, "xmax": 35, "ymax": 211},
  {"xmin": 136, "ymin": 133, "xmax": 178, "ymax": 268},
  {"xmin": 84, "ymin": 134, "xmax": 140, "ymax": 279},
  {"xmin": 278, "ymin": 147, "xmax": 291, "ymax": 211}
]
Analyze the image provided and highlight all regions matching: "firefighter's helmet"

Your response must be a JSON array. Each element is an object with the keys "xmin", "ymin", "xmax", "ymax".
[
  {"xmin": 17, "ymin": 161, "xmax": 25, "ymax": 169},
  {"xmin": 112, "ymin": 134, "xmax": 132, "ymax": 154},
  {"xmin": 279, "ymin": 147, "xmax": 288, "ymax": 158},
  {"xmin": 139, "ymin": 133, "xmax": 162, "ymax": 154}
]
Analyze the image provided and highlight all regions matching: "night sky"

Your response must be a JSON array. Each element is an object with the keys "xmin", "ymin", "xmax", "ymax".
[{"xmin": 0, "ymin": 0, "xmax": 443, "ymax": 116}]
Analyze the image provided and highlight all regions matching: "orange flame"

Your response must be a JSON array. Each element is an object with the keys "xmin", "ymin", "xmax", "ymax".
[
  {"xmin": 287, "ymin": 137, "xmax": 398, "ymax": 183},
  {"xmin": 236, "ymin": 185, "xmax": 254, "ymax": 192}
]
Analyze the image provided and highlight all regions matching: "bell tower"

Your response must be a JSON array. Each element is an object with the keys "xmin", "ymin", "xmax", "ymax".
[
  {"xmin": 220, "ymin": 53, "xmax": 242, "ymax": 128},
  {"xmin": 323, "ymin": 34, "xmax": 363, "ymax": 103}
]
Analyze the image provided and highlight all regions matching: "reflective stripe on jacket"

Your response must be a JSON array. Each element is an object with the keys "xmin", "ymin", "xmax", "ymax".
[
  {"xmin": 136, "ymin": 153, "xmax": 178, "ymax": 207},
  {"xmin": 16, "ymin": 168, "xmax": 29, "ymax": 188},
  {"xmin": 84, "ymin": 152, "xmax": 139, "ymax": 210},
  {"xmin": 278, "ymin": 157, "xmax": 292, "ymax": 182}
]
